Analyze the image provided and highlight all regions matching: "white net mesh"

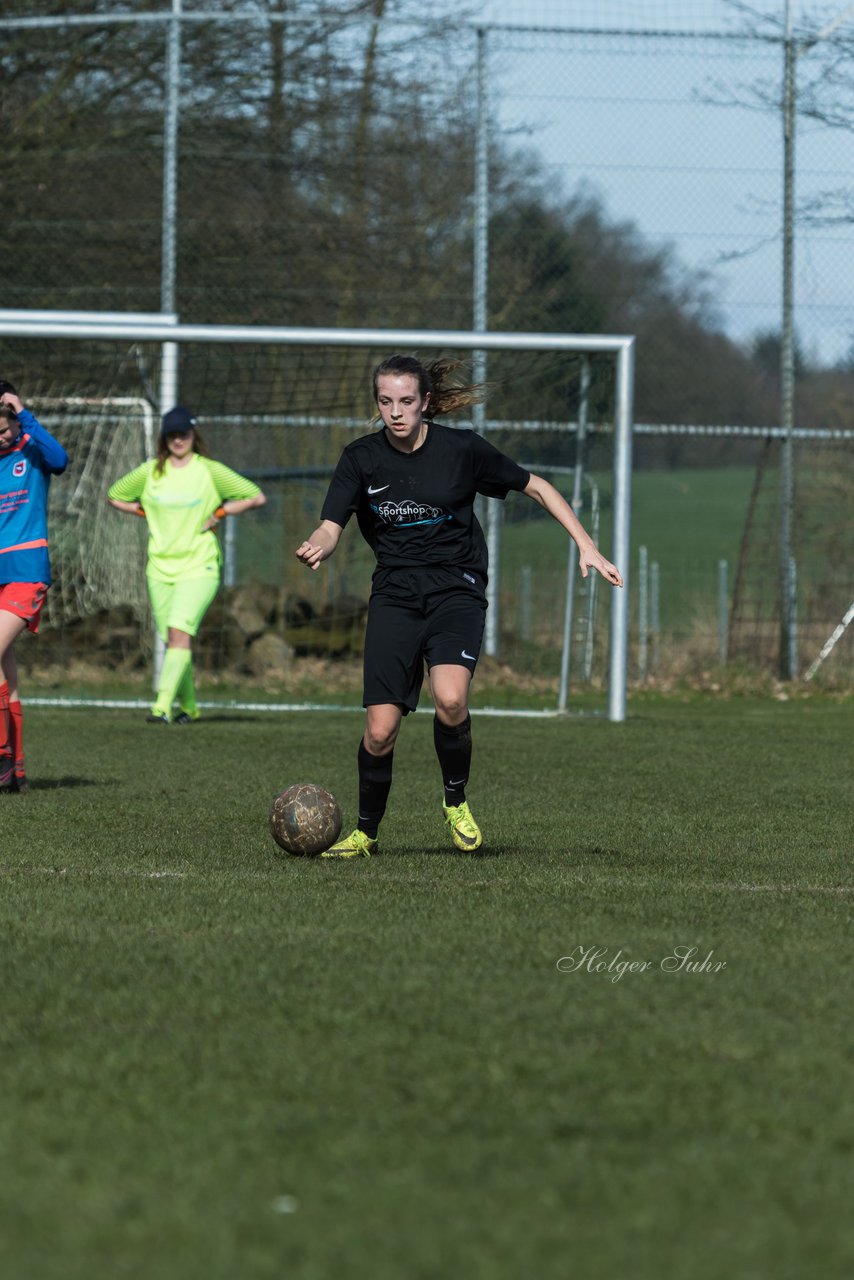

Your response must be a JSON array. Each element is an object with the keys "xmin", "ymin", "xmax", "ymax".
[
  {"xmin": 0, "ymin": 328, "xmax": 625, "ymax": 708},
  {"xmin": 44, "ymin": 398, "xmax": 152, "ymax": 630}
]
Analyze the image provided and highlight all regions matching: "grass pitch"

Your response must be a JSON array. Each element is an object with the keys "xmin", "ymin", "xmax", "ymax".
[{"xmin": 2, "ymin": 696, "xmax": 853, "ymax": 1279}]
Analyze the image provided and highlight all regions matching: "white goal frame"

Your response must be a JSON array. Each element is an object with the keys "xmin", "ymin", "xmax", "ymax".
[{"xmin": 0, "ymin": 316, "xmax": 635, "ymax": 721}]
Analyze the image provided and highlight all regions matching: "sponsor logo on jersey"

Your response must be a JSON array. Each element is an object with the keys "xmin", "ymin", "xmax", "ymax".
[
  {"xmin": 371, "ymin": 498, "xmax": 450, "ymax": 527},
  {"xmin": 12, "ymin": 460, "xmax": 27, "ymax": 478}
]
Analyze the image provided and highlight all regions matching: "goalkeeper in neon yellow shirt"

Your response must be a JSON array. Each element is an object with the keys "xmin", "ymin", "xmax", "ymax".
[{"xmin": 108, "ymin": 406, "xmax": 266, "ymax": 723}]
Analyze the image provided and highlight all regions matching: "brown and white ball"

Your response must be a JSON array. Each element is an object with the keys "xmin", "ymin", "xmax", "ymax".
[{"xmin": 269, "ymin": 783, "xmax": 342, "ymax": 857}]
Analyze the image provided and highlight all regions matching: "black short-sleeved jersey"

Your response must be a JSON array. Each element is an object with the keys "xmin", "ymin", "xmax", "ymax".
[{"xmin": 320, "ymin": 423, "xmax": 530, "ymax": 576}]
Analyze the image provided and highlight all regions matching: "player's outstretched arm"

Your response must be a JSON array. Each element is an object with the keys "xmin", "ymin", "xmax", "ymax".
[
  {"xmin": 523, "ymin": 472, "xmax": 623, "ymax": 587},
  {"xmin": 295, "ymin": 519, "xmax": 343, "ymax": 571}
]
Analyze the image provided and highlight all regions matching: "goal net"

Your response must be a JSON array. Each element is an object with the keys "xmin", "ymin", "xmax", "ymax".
[{"xmin": 0, "ymin": 318, "xmax": 633, "ymax": 717}]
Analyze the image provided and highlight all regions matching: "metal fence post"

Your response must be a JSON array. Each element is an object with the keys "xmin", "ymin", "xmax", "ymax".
[
  {"xmin": 718, "ymin": 558, "xmax": 729, "ymax": 666},
  {"xmin": 638, "ymin": 544, "xmax": 648, "ymax": 682},
  {"xmin": 558, "ymin": 357, "xmax": 590, "ymax": 711}
]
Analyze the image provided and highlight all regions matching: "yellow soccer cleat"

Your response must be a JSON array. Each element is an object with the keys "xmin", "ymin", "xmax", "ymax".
[
  {"xmin": 321, "ymin": 829, "xmax": 378, "ymax": 859},
  {"xmin": 443, "ymin": 800, "xmax": 483, "ymax": 852}
]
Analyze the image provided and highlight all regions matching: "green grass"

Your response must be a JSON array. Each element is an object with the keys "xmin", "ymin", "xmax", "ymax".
[
  {"xmin": 2, "ymin": 697, "xmax": 853, "ymax": 1279},
  {"xmin": 631, "ymin": 466, "xmax": 756, "ymax": 565}
]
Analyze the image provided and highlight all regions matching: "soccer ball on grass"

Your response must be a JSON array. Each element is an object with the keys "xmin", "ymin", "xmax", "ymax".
[{"xmin": 269, "ymin": 783, "xmax": 342, "ymax": 857}]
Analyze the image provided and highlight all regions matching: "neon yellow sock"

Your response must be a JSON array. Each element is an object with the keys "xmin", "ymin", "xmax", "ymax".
[
  {"xmin": 152, "ymin": 648, "xmax": 192, "ymax": 716},
  {"xmin": 175, "ymin": 659, "xmax": 198, "ymax": 715}
]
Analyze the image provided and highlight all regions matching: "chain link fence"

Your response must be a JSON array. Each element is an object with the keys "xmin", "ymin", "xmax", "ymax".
[{"xmin": 3, "ymin": 3, "xmax": 853, "ymax": 687}]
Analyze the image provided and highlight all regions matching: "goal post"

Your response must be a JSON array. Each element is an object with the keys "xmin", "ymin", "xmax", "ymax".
[{"xmin": 0, "ymin": 317, "xmax": 634, "ymax": 720}]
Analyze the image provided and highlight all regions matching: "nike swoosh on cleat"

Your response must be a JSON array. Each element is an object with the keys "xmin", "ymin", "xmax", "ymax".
[{"xmin": 367, "ymin": 484, "xmax": 390, "ymax": 495}]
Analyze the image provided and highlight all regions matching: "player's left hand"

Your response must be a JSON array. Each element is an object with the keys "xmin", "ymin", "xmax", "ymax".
[{"xmin": 580, "ymin": 548, "xmax": 623, "ymax": 586}]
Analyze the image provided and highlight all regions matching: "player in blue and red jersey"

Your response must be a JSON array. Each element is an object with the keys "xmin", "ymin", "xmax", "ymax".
[{"xmin": 0, "ymin": 380, "xmax": 68, "ymax": 793}]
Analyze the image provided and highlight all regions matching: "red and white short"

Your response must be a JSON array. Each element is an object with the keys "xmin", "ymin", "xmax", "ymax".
[{"xmin": 0, "ymin": 582, "xmax": 49, "ymax": 633}]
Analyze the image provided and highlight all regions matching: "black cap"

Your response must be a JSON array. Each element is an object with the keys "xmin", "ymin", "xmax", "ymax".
[{"xmin": 161, "ymin": 405, "xmax": 197, "ymax": 435}]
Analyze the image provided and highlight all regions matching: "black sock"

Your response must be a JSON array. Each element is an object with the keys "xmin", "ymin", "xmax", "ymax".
[
  {"xmin": 357, "ymin": 740, "xmax": 394, "ymax": 839},
  {"xmin": 434, "ymin": 713, "xmax": 472, "ymax": 807}
]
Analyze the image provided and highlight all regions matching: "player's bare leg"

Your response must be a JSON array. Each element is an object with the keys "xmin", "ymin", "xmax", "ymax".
[
  {"xmin": 363, "ymin": 702, "xmax": 403, "ymax": 755},
  {"xmin": 0, "ymin": 610, "xmax": 27, "ymax": 793}
]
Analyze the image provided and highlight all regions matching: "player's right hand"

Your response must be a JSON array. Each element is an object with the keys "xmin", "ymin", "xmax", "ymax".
[{"xmin": 295, "ymin": 540, "xmax": 325, "ymax": 570}]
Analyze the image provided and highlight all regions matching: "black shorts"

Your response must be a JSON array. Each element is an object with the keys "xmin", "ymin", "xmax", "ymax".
[{"xmin": 363, "ymin": 565, "xmax": 487, "ymax": 713}]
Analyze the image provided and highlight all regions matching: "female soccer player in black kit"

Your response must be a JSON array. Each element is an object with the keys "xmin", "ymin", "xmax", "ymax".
[{"xmin": 295, "ymin": 354, "xmax": 623, "ymax": 858}]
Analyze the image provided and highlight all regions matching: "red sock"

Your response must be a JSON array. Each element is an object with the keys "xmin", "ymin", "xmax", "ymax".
[
  {"xmin": 0, "ymin": 682, "xmax": 10, "ymax": 753},
  {"xmin": 9, "ymin": 699, "xmax": 24, "ymax": 779},
  {"xmin": 0, "ymin": 682, "xmax": 11, "ymax": 784}
]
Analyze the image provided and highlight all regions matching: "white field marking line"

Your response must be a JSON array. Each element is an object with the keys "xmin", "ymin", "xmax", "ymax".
[
  {"xmin": 0, "ymin": 865, "xmax": 186, "ymax": 879},
  {"xmin": 449, "ymin": 872, "xmax": 854, "ymax": 896},
  {"xmin": 707, "ymin": 882, "xmax": 853, "ymax": 894},
  {"xmin": 252, "ymin": 866, "xmax": 852, "ymax": 897},
  {"xmin": 582, "ymin": 874, "xmax": 853, "ymax": 895},
  {"xmin": 2, "ymin": 864, "xmax": 850, "ymax": 894},
  {"xmin": 25, "ymin": 697, "xmax": 364, "ymax": 712},
  {"xmin": 25, "ymin": 696, "xmax": 596, "ymax": 719}
]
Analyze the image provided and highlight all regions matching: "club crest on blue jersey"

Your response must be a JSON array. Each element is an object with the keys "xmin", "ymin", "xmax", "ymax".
[{"xmin": 13, "ymin": 459, "xmax": 27, "ymax": 478}]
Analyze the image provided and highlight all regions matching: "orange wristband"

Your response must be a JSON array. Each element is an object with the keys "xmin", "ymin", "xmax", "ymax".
[{"xmin": 214, "ymin": 506, "xmax": 226, "ymax": 519}]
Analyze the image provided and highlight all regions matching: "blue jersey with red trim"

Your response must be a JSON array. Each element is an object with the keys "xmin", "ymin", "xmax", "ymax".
[{"xmin": 0, "ymin": 410, "xmax": 68, "ymax": 585}]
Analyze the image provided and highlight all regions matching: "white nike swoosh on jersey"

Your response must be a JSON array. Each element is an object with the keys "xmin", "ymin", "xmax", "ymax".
[
  {"xmin": 461, "ymin": 650, "xmax": 476, "ymax": 661},
  {"xmin": 367, "ymin": 484, "xmax": 390, "ymax": 495}
]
